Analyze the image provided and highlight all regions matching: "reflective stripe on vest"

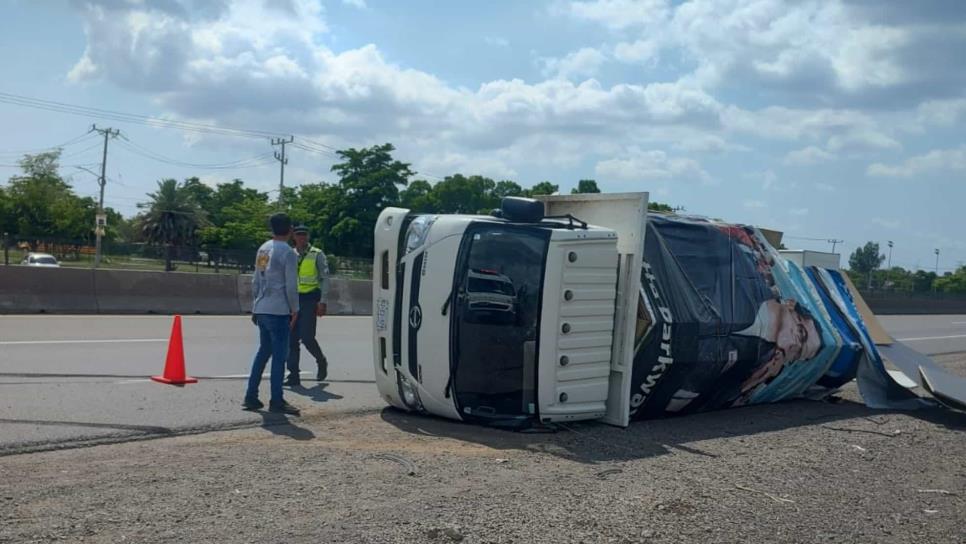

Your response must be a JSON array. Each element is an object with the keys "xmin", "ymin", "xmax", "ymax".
[{"xmin": 297, "ymin": 247, "xmax": 321, "ymax": 294}]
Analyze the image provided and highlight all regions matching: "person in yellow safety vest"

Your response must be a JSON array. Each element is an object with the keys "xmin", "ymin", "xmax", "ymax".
[{"xmin": 284, "ymin": 224, "xmax": 331, "ymax": 386}]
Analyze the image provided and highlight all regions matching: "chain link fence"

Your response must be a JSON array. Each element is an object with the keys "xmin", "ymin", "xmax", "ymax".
[{"xmin": 1, "ymin": 235, "xmax": 372, "ymax": 279}]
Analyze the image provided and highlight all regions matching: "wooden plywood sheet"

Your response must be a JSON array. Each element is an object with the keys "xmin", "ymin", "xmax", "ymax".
[{"xmin": 840, "ymin": 273, "xmax": 894, "ymax": 346}]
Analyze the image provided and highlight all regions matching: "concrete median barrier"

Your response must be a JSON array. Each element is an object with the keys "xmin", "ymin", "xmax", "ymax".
[
  {"xmin": 345, "ymin": 279, "xmax": 373, "ymax": 315},
  {"xmin": 3, "ymin": 266, "xmax": 375, "ymax": 315},
  {"xmin": 237, "ymin": 274, "xmax": 254, "ymax": 314},
  {"xmin": 326, "ymin": 278, "xmax": 353, "ymax": 315},
  {"xmin": 0, "ymin": 266, "xmax": 98, "ymax": 314},
  {"xmin": 94, "ymin": 269, "xmax": 241, "ymax": 314}
]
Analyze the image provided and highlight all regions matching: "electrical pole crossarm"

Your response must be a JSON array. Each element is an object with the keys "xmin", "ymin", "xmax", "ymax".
[{"xmin": 271, "ymin": 136, "xmax": 294, "ymax": 208}]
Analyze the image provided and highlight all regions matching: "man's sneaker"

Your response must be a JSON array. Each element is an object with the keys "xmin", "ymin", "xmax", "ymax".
[
  {"xmin": 242, "ymin": 398, "xmax": 264, "ymax": 411},
  {"xmin": 268, "ymin": 401, "xmax": 301, "ymax": 416},
  {"xmin": 284, "ymin": 374, "xmax": 301, "ymax": 387},
  {"xmin": 316, "ymin": 358, "xmax": 328, "ymax": 382}
]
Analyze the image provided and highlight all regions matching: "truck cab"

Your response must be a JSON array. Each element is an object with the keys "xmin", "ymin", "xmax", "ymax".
[{"xmin": 372, "ymin": 194, "xmax": 648, "ymax": 428}]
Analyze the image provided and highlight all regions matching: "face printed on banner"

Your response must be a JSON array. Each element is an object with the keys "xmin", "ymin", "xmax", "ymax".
[{"xmin": 772, "ymin": 299, "xmax": 822, "ymax": 366}]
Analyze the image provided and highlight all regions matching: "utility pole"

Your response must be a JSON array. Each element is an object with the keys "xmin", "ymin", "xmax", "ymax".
[
  {"xmin": 887, "ymin": 241, "xmax": 894, "ymax": 269},
  {"xmin": 272, "ymin": 136, "xmax": 294, "ymax": 208},
  {"xmin": 92, "ymin": 125, "xmax": 119, "ymax": 268},
  {"xmin": 827, "ymin": 239, "xmax": 843, "ymax": 254}
]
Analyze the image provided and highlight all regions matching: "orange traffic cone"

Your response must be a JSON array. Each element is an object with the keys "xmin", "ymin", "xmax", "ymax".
[{"xmin": 151, "ymin": 315, "xmax": 198, "ymax": 385}]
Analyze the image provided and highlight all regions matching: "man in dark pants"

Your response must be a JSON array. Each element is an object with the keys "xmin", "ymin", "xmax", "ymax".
[{"xmin": 284, "ymin": 224, "xmax": 330, "ymax": 386}]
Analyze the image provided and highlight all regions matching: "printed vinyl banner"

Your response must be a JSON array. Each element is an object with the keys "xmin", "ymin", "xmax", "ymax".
[{"xmin": 629, "ymin": 215, "xmax": 923, "ymax": 420}]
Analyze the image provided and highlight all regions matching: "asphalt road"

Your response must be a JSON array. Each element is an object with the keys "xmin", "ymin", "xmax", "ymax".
[
  {"xmin": 1, "ymin": 314, "xmax": 965, "ymax": 455},
  {"xmin": 0, "ymin": 315, "xmax": 382, "ymax": 454}
]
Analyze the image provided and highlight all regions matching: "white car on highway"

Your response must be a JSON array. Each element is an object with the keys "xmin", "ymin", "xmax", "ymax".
[{"xmin": 21, "ymin": 253, "xmax": 60, "ymax": 267}]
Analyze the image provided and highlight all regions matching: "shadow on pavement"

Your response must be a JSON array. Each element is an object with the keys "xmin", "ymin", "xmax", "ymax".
[
  {"xmin": 288, "ymin": 382, "xmax": 344, "ymax": 404},
  {"xmin": 381, "ymin": 397, "xmax": 966, "ymax": 465},
  {"xmin": 258, "ymin": 412, "xmax": 316, "ymax": 440}
]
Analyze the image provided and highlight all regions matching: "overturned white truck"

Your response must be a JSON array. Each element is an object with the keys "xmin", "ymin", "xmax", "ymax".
[{"xmin": 372, "ymin": 192, "xmax": 964, "ymax": 428}]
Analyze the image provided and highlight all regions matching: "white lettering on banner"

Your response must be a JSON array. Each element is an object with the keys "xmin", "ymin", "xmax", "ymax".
[{"xmin": 631, "ymin": 261, "xmax": 675, "ymax": 411}]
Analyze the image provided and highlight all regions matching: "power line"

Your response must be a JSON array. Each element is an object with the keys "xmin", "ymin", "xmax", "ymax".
[
  {"xmin": 114, "ymin": 137, "xmax": 276, "ymax": 170},
  {"xmin": 59, "ymin": 140, "xmax": 106, "ymax": 159},
  {"xmin": 0, "ymin": 91, "xmax": 287, "ymax": 141},
  {"xmin": 0, "ymin": 131, "xmax": 99, "ymax": 157},
  {"xmin": 291, "ymin": 141, "xmax": 338, "ymax": 158}
]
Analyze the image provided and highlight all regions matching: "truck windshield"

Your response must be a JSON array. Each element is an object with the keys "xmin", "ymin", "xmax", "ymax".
[{"xmin": 451, "ymin": 226, "xmax": 549, "ymax": 424}]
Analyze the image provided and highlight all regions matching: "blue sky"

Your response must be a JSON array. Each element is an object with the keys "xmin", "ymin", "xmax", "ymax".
[{"xmin": 1, "ymin": 0, "xmax": 965, "ymax": 271}]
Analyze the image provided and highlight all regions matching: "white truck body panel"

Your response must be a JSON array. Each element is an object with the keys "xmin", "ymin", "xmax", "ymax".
[
  {"xmin": 779, "ymin": 250, "xmax": 841, "ymax": 270},
  {"xmin": 537, "ymin": 193, "xmax": 649, "ymax": 427},
  {"xmin": 536, "ymin": 230, "xmax": 618, "ymax": 422}
]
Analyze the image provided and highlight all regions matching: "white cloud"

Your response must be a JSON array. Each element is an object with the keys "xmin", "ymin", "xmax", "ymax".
[
  {"xmin": 564, "ymin": 0, "xmax": 966, "ymax": 107},
  {"xmin": 722, "ymin": 105, "xmax": 877, "ymax": 141},
  {"xmin": 613, "ymin": 39, "xmax": 660, "ymax": 64},
  {"xmin": 790, "ymin": 208, "xmax": 809, "ymax": 216},
  {"xmin": 595, "ymin": 149, "xmax": 711, "ymax": 183},
  {"xmin": 827, "ymin": 130, "xmax": 901, "ymax": 153},
  {"xmin": 342, "ymin": 0, "xmax": 367, "ymax": 8},
  {"xmin": 784, "ymin": 146, "xmax": 834, "ymax": 165},
  {"xmin": 540, "ymin": 47, "xmax": 608, "ymax": 80},
  {"xmin": 562, "ymin": 0, "xmax": 671, "ymax": 31},
  {"xmin": 917, "ymin": 98, "xmax": 966, "ymax": 127},
  {"xmin": 671, "ymin": 134, "xmax": 730, "ymax": 153},
  {"xmin": 416, "ymin": 151, "xmax": 518, "ymax": 180},
  {"xmin": 743, "ymin": 200, "xmax": 766, "ymax": 209},
  {"xmin": 867, "ymin": 146, "xmax": 966, "ymax": 178}
]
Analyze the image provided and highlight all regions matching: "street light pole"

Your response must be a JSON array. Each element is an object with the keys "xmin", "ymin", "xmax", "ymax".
[
  {"xmin": 887, "ymin": 241, "xmax": 893, "ymax": 269},
  {"xmin": 934, "ymin": 248, "xmax": 941, "ymax": 293}
]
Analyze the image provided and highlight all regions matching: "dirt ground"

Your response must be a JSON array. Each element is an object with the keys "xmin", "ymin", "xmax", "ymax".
[{"xmin": 2, "ymin": 366, "xmax": 965, "ymax": 543}]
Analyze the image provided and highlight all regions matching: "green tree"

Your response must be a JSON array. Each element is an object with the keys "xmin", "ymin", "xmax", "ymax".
[
  {"xmin": 205, "ymin": 179, "xmax": 267, "ymax": 228},
  {"xmin": 138, "ymin": 179, "xmax": 208, "ymax": 271},
  {"xmin": 912, "ymin": 270, "xmax": 938, "ymax": 292},
  {"xmin": 571, "ymin": 179, "xmax": 600, "ymax": 194},
  {"xmin": 399, "ymin": 179, "xmax": 437, "ymax": 212},
  {"xmin": 849, "ymin": 242, "xmax": 885, "ymax": 276},
  {"xmin": 934, "ymin": 266, "xmax": 966, "ymax": 294},
  {"xmin": 3, "ymin": 150, "xmax": 116, "ymax": 247},
  {"xmin": 492, "ymin": 180, "xmax": 525, "ymax": 199},
  {"xmin": 432, "ymin": 174, "xmax": 498, "ymax": 213},
  {"xmin": 0, "ymin": 185, "xmax": 15, "ymax": 237},
  {"xmin": 328, "ymin": 143, "xmax": 414, "ymax": 257},
  {"xmin": 181, "ymin": 177, "xmax": 214, "ymax": 216},
  {"xmin": 529, "ymin": 181, "xmax": 558, "ymax": 196},
  {"xmin": 647, "ymin": 201, "xmax": 674, "ymax": 213}
]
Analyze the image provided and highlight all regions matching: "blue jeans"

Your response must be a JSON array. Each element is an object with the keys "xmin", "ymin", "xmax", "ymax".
[{"xmin": 245, "ymin": 314, "xmax": 290, "ymax": 404}]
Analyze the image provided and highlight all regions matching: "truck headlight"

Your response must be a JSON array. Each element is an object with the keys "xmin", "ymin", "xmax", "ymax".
[
  {"xmin": 396, "ymin": 371, "xmax": 424, "ymax": 411},
  {"xmin": 405, "ymin": 215, "xmax": 437, "ymax": 255}
]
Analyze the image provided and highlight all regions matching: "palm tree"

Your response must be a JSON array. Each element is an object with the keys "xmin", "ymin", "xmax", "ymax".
[{"xmin": 138, "ymin": 179, "xmax": 207, "ymax": 271}]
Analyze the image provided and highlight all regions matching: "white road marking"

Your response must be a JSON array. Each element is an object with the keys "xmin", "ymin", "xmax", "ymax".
[
  {"xmin": 896, "ymin": 334, "xmax": 966, "ymax": 342},
  {"xmin": 0, "ymin": 338, "xmax": 167, "ymax": 346},
  {"xmin": 114, "ymin": 371, "xmax": 296, "ymax": 384}
]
